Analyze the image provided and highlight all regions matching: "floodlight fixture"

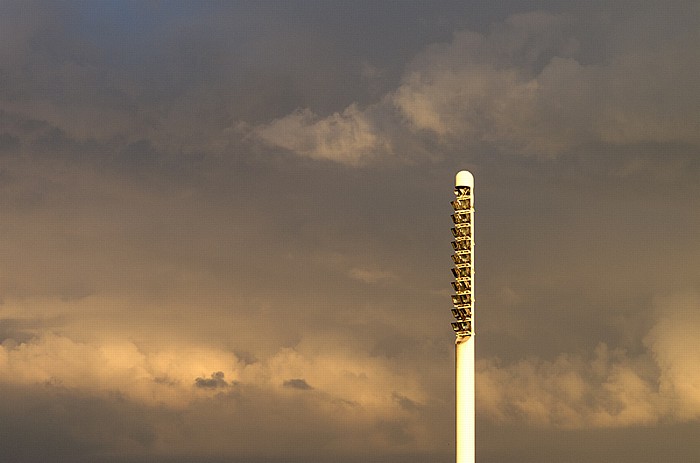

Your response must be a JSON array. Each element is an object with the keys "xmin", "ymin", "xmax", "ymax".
[
  {"xmin": 452, "ymin": 213, "xmax": 469, "ymax": 224},
  {"xmin": 452, "ymin": 281, "xmax": 471, "ymax": 292},
  {"xmin": 451, "ymin": 266, "xmax": 471, "ymax": 279},
  {"xmin": 451, "ymin": 253, "xmax": 471, "ymax": 265},
  {"xmin": 451, "ymin": 307, "xmax": 471, "ymax": 320},
  {"xmin": 451, "ymin": 199, "xmax": 471, "ymax": 211},
  {"xmin": 452, "ymin": 240, "xmax": 470, "ymax": 251},
  {"xmin": 452, "ymin": 294, "xmax": 472, "ymax": 306},
  {"xmin": 451, "ymin": 321, "xmax": 472, "ymax": 333},
  {"xmin": 451, "ymin": 226, "xmax": 471, "ymax": 238}
]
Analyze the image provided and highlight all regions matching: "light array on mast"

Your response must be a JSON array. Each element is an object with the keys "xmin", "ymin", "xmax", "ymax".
[{"xmin": 451, "ymin": 185, "xmax": 473, "ymax": 337}]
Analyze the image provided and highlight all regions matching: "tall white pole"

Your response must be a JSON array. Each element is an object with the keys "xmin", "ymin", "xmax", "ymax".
[
  {"xmin": 451, "ymin": 170, "xmax": 475, "ymax": 463},
  {"xmin": 456, "ymin": 336, "xmax": 475, "ymax": 463}
]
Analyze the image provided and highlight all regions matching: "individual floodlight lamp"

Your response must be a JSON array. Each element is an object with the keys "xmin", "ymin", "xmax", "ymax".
[{"xmin": 451, "ymin": 170, "xmax": 475, "ymax": 463}]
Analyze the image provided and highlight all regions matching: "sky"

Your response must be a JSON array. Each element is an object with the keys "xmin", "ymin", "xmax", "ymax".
[{"xmin": 0, "ymin": 1, "xmax": 699, "ymax": 462}]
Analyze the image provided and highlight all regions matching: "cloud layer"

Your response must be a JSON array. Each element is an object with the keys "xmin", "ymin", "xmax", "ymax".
[
  {"xmin": 253, "ymin": 9, "xmax": 700, "ymax": 162},
  {"xmin": 478, "ymin": 293, "xmax": 700, "ymax": 428}
]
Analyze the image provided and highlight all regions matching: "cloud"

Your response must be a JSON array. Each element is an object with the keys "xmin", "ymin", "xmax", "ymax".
[
  {"xmin": 477, "ymin": 343, "xmax": 661, "ymax": 428},
  {"xmin": 0, "ymin": 132, "xmax": 20, "ymax": 152},
  {"xmin": 348, "ymin": 267, "xmax": 396, "ymax": 284},
  {"xmin": 195, "ymin": 371, "xmax": 230, "ymax": 389},
  {"xmin": 405, "ymin": 11, "xmax": 700, "ymax": 156},
  {"xmin": 477, "ymin": 292, "xmax": 700, "ymax": 428},
  {"xmin": 250, "ymin": 9, "xmax": 700, "ymax": 162},
  {"xmin": 645, "ymin": 293, "xmax": 700, "ymax": 422},
  {"xmin": 392, "ymin": 392, "xmax": 421, "ymax": 413},
  {"xmin": 250, "ymin": 104, "xmax": 391, "ymax": 166},
  {"xmin": 0, "ymin": 331, "xmax": 242, "ymax": 407},
  {"xmin": 3, "ymin": 5, "xmax": 696, "ymax": 167},
  {"xmin": 282, "ymin": 378, "xmax": 313, "ymax": 390},
  {"xmin": 0, "ymin": 327, "xmax": 440, "ymax": 457}
]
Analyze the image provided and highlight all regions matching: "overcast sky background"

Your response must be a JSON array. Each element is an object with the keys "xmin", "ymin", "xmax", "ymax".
[{"xmin": 1, "ymin": 1, "xmax": 699, "ymax": 462}]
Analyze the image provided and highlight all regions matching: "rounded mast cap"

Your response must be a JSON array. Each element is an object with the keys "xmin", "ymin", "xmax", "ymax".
[{"xmin": 455, "ymin": 170, "xmax": 474, "ymax": 188}]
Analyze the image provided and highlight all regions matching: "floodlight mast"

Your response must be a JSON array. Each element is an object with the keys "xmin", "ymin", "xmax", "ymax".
[{"xmin": 451, "ymin": 170, "xmax": 474, "ymax": 463}]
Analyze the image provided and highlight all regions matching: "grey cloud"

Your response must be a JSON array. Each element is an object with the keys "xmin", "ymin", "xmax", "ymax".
[
  {"xmin": 0, "ymin": 327, "xmax": 452, "ymax": 459},
  {"xmin": 392, "ymin": 392, "xmax": 421, "ymax": 413},
  {"xmin": 252, "ymin": 8, "xmax": 700, "ymax": 163},
  {"xmin": 282, "ymin": 378, "xmax": 313, "ymax": 390},
  {"xmin": 0, "ymin": 2, "xmax": 421, "ymax": 166},
  {"xmin": 0, "ymin": 133, "xmax": 19, "ymax": 152},
  {"xmin": 2, "ymin": 3, "xmax": 697, "ymax": 169},
  {"xmin": 644, "ymin": 293, "xmax": 700, "ymax": 422},
  {"xmin": 0, "ymin": 383, "xmax": 163, "ymax": 463},
  {"xmin": 249, "ymin": 105, "xmax": 393, "ymax": 166},
  {"xmin": 194, "ymin": 372, "xmax": 229, "ymax": 389},
  {"xmin": 0, "ymin": 318, "xmax": 42, "ymax": 345},
  {"xmin": 401, "ymin": 8, "xmax": 700, "ymax": 155},
  {"xmin": 477, "ymin": 293, "xmax": 700, "ymax": 429},
  {"xmin": 234, "ymin": 351, "xmax": 258, "ymax": 366},
  {"xmin": 375, "ymin": 419, "xmax": 416, "ymax": 446},
  {"xmin": 153, "ymin": 376, "xmax": 179, "ymax": 386},
  {"xmin": 477, "ymin": 421, "xmax": 700, "ymax": 463}
]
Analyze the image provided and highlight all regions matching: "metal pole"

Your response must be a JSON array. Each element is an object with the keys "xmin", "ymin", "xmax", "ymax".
[{"xmin": 451, "ymin": 170, "xmax": 475, "ymax": 463}]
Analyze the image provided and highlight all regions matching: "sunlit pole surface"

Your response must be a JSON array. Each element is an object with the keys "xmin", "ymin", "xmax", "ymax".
[{"xmin": 451, "ymin": 170, "xmax": 475, "ymax": 463}]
